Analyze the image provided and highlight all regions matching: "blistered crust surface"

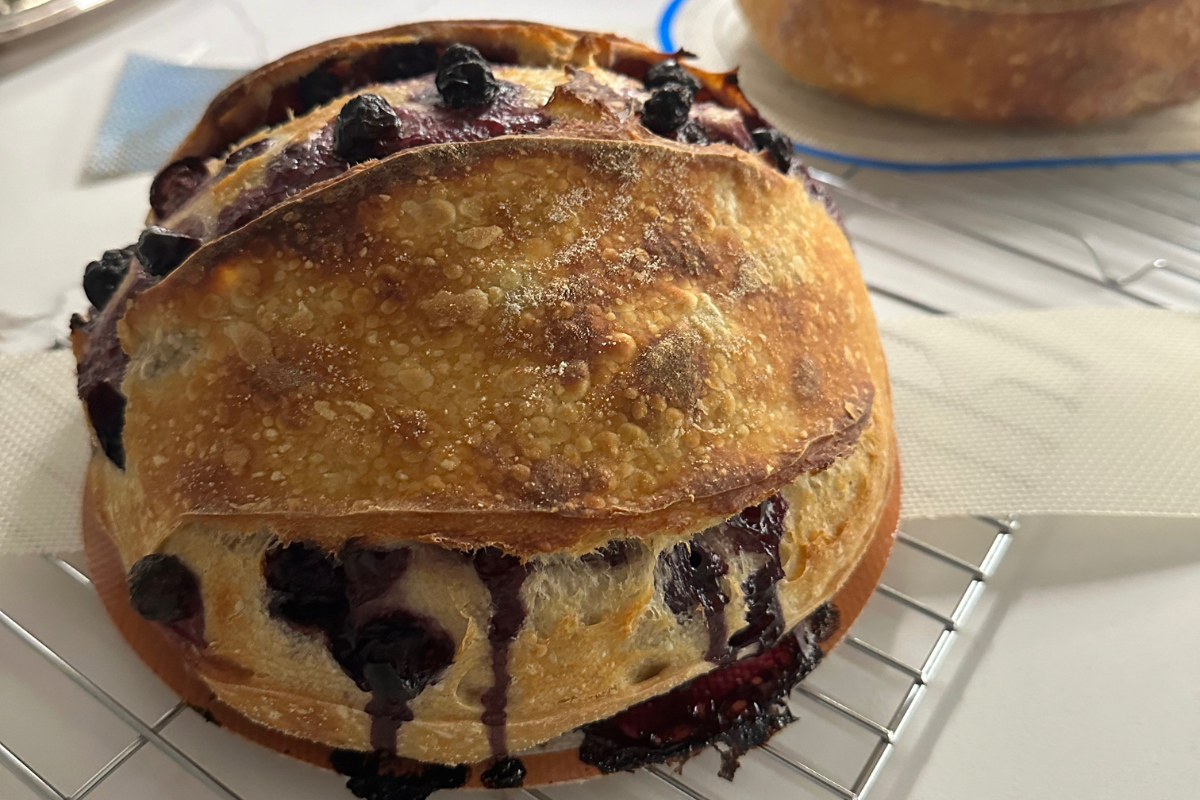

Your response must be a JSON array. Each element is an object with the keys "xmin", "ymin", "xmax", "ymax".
[
  {"xmin": 112, "ymin": 137, "xmax": 876, "ymax": 559},
  {"xmin": 739, "ymin": 0, "xmax": 1200, "ymax": 124}
]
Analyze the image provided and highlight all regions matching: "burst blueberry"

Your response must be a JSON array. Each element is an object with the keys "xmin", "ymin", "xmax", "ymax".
[
  {"xmin": 149, "ymin": 157, "xmax": 208, "ymax": 219},
  {"xmin": 128, "ymin": 554, "xmax": 201, "ymax": 623},
  {"xmin": 135, "ymin": 226, "xmax": 201, "ymax": 278},
  {"xmin": 333, "ymin": 94, "xmax": 402, "ymax": 164},
  {"xmin": 642, "ymin": 84, "xmax": 693, "ymax": 136},
  {"xmin": 480, "ymin": 757, "xmax": 526, "ymax": 789},
  {"xmin": 83, "ymin": 246, "xmax": 134, "ymax": 309},
  {"xmin": 644, "ymin": 59, "xmax": 701, "ymax": 95},
  {"xmin": 264, "ymin": 542, "xmax": 346, "ymax": 628},
  {"xmin": 751, "ymin": 127, "xmax": 793, "ymax": 173},
  {"xmin": 436, "ymin": 44, "xmax": 499, "ymax": 108},
  {"xmin": 84, "ymin": 381, "xmax": 126, "ymax": 469}
]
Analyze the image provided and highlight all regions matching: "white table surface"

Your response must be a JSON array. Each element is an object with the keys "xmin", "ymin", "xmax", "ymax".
[{"xmin": 2, "ymin": 2, "xmax": 1199, "ymax": 799}]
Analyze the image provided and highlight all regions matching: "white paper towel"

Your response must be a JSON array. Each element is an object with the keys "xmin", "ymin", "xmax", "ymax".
[{"xmin": 1, "ymin": 309, "xmax": 1198, "ymax": 555}]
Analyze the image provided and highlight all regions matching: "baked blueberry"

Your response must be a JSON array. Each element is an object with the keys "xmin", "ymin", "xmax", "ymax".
[
  {"xmin": 377, "ymin": 42, "xmax": 440, "ymax": 81},
  {"xmin": 351, "ymin": 613, "xmax": 456, "ymax": 698},
  {"xmin": 149, "ymin": 157, "xmax": 209, "ymax": 220},
  {"xmin": 84, "ymin": 381, "xmax": 126, "ymax": 469},
  {"xmin": 806, "ymin": 602, "xmax": 841, "ymax": 644},
  {"xmin": 341, "ymin": 546, "xmax": 411, "ymax": 606},
  {"xmin": 659, "ymin": 541, "xmax": 728, "ymax": 618},
  {"xmin": 333, "ymin": 94, "xmax": 402, "ymax": 164},
  {"xmin": 644, "ymin": 59, "xmax": 701, "ymax": 95},
  {"xmin": 83, "ymin": 246, "xmax": 134, "ymax": 309},
  {"xmin": 135, "ymin": 227, "xmax": 201, "ymax": 278},
  {"xmin": 264, "ymin": 542, "xmax": 346, "ymax": 628},
  {"xmin": 296, "ymin": 64, "xmax": 343, "ymax": 111},
  {"xmin": 128, "ymin": 554, "xmax": 202, "ymax": 623},
  {"xmin": 751, "ymin": 127, "xmax": 793, "ymax": 173},
  {"xmin": 641, "ymin": 84, "xmax": 693, "ymax": 136},
  {"xmin": 436, "ymin": 44, "xmax": 499, "ymax": 108},
  {"xmin": 480, "ymin": 757, "xmax": 526, "ymax": 789}
]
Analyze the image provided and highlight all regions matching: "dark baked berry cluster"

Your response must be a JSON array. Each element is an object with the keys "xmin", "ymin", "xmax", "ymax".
[
  {"xmin": 333, "ymin": 93, "xmax": 402, "ymax": 164},
  {"xmin": 640, "ymin": 59, "xmax": 700, "ymax": 137},
  {"xmin": 436, "ymin": 44, "xmax": 499, "ymax": 108},
  {"xmin": 135, "ymin": 226, "xmax": 201, "ymax": 278},
  {"xmin": 83, "ymin": 246, "xmax": 134, "ymax": 309}
]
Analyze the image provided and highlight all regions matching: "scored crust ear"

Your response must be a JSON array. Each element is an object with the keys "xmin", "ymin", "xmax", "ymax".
[{"xmin": 111, "ymin": 134, "xmax": 882, "ymax": 562}]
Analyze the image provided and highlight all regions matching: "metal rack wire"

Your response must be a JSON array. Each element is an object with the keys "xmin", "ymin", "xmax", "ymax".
[{"xmin": 1, "ymin": 160, "xmax": 1197, "ymax": 800}]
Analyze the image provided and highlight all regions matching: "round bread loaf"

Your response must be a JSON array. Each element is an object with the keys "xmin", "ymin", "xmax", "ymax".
[
  {"xmin": 71, "ymin": 20, "xmax": 896, "ymax": 776},
  {"xmin": 738, "ymin": 0, "xmax": 1200, "ymax": 124}
]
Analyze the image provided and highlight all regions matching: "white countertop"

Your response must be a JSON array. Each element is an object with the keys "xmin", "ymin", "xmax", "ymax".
[{"xmin": 2, "ymin": 2, "xmax": 1199, "ymax": 799}]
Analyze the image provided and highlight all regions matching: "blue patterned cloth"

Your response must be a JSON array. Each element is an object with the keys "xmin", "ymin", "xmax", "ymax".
[{"xmin": 84, "ymin": 55, "xmax": 246, "ymax": 181}]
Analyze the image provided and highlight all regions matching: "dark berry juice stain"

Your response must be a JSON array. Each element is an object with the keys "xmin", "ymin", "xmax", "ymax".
[
  {"xmin": 330, "ymin": 749, "xmax": 467, "ymax": 800},
  {"xmin": 471, "ymin": 547, "xmax": 529, "ymax": 757},
  {"xmin": 579, "ymin": 602, "xmax": 836, "ymax": 780},
  {"xmin": 216, "ymin": 125, "xmax": 347, "ymax": 236},
  {"xmin": 480, "ymin": 756, "xmax": 526, "ymax": 789},
  {"xmin": 83, "ymin": 381, "xmax": 127, "ymax": 469},
  {"xmin": 128, "ymin": 553, "xmax": 206, "ymax": 646},
  {"xmin": 378, "ymin": 42, "xmax": 440, "ymax": 82},
  {"xmin": 658, "ymin": 541, "xmax": 730, "ymax": 663},
  {"xmin": 263, "ymin": 542, "xmax": 454, "ymax": 753},
  {"xmin": 725, "ymin": 494, "xmax": 789, "ymax": 651},
  {"xmin": 353, "ymin": 613, "xmax": 457, "ymax": 751}
]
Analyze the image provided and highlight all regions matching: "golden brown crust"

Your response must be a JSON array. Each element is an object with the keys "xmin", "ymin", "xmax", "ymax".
[
  {"xmin": 738, "ymin": 0, "xmax": 1200, "ymax": 124},
  {"xmin": 75, "ymin": 19, "xmax": 897, "ymax": 767},
  {"xmin": 113, "ymin": 136, "xmax": 878, "ymax": 560}
]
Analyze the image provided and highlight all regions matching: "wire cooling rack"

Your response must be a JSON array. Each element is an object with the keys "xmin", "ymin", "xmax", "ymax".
[{"xmin": 1, "ymin": 159, "xmax": 1199, "ymax": 800}]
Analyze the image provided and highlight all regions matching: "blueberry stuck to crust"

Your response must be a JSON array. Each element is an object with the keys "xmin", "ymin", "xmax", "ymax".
[
  {"xmin": 751, "ymin": 127, "xmax": 793, "ymax": 173},
  {"xmin": 128, "ymin": 554, "xmax": 202, "ymax": 623},
  {"xmin": 84, "ymin": 381, "xmax": 127, "ymax": 469},
  {"xmin": 135, "ymin": 226, "xmax": 201, "ymax": 278},
  {"xmin": 82, "ymin": 246, "xmax": 134, "ymax": 309},
  {"xmin": 480, "ymin": 757, "xmax": 526, "ymax": 789},
  {"xmin": 644, "ymin": 59, "xmax": 701, "ymax": 95},
  {"xmin": 149, "ymin": 157, "xmax": 209, "ymax": 220},
  {"xmin": 642, "ymin": 83, "xmax": 694, "ymax": 137},
  {"xmin": 436, "ymin": 44, "xmax": 499, "ymax": 108},
  {"xmin": 333, "ymin": 94, "xmax": 402, "ymax": 165}
]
